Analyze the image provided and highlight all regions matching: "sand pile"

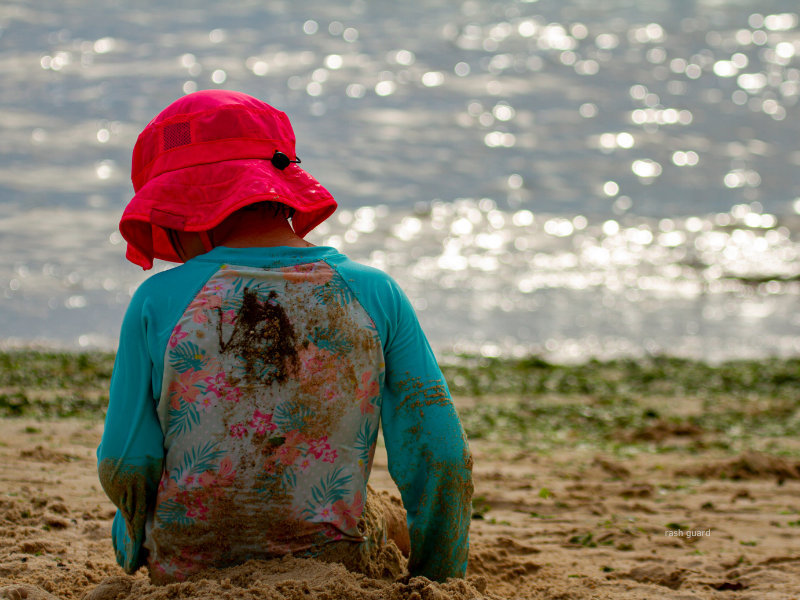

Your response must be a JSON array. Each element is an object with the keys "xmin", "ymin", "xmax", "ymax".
[
  {"xmin": 8, "ymin": 418, "xmax": 800, "ymax": 599},
  {"xmin": 0, "ymin": 495, "xmax": 121, "ymax": 599},
  {"xmin": 676, "ymin": 450, "xmax": 800, "ymax": 482},
  {"xmin": 18, "ymin": 446, "xmax": 79, "ymax": 464},
  {"xmin": 79, "ymin": 557, "xmax": 499, "ymax": 600},
  {"xmin": 0, "ymin": 490, "xmax": 499, "ymax": 600},
  {"xmin": 467, "ymin": 538, "xmax": 540, "ymax": 584},
  {"xmin": 0, "ymin": 584, "xmax": 61, "ymax": 600},
  {"xmin": 608, "ymin": 562, "xmax": 687, "ymax": 590},
  {"xmin": 625, "ymin": 419, "xmax": 705, "ymax": 444}
]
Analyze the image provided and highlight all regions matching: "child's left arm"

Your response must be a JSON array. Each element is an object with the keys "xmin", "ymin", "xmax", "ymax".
[{"xmin": 97, "ymin": 291, "xmax": 165, "ymax": 573}]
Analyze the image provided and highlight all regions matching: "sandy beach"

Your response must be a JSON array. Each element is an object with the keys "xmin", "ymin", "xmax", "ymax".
[
  {"xmin": 2, "ymin": 0, "xmax": 799, "ymax": 596},
  {"xmin": 2, "ymin": 399, "xmax": 800, "ymax": 600}
]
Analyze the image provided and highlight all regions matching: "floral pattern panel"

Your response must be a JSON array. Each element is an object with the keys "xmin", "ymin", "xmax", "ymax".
[{"xmin": 148, "ymin": 261, "xmax": 384, "ymax": 581}]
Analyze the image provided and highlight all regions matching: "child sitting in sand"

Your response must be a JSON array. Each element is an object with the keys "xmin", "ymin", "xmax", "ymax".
[{"xmin": 96, "ymin": 90, "xmax": 473, "ymax": 584}]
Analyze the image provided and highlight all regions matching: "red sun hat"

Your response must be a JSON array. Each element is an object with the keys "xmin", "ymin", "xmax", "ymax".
[{"xmin": 120, "ymin": 90, "xmax": 337, "ymax": 270}]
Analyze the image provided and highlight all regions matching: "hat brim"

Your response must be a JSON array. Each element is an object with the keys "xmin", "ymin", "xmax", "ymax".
[{"xmin": 120, "ymin": 159, "xmax": 337, "ymax": 270}]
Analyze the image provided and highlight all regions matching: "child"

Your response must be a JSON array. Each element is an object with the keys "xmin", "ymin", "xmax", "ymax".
[{"xmin": 97, "ymin": 90, "xmax": 473, "ymax": 584}]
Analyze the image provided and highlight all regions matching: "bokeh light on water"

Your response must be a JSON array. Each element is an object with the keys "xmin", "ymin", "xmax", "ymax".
[{"xmin": 1, "ymin": 0, "xmax": 800, "ymax": 360}]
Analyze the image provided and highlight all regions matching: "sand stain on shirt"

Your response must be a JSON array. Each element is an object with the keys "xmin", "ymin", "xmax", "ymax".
[
  {"xmin": 97, "ymin": 456, "xmax": 163, "ymax": 573},
  {"xmin": 218, "ymin": 288, "xmax": 300, "ymax": 388},
  {"xmin": 391, "ymin": 372, "xmax": 450, "ymax": 415}
]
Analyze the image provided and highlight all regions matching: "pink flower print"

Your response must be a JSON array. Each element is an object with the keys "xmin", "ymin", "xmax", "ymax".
[
  {"xmin": 168, "ymin": 370, "xmax": 207, "ymax": 409},
  {"xmin": 185, "ymin": 499, "xmax": 208, "ymax": 521},
  {"xmin": 187, "ymin": 295, "xmax": 222, "ymax": 324},
  {"xmin": 298, "ymin": 456, "xmax": 314, "ymax": 474},
  {"xmin": 307, "ymin": 436, "xmax": 331, "ymax": 460},
  {"xmin": 217, "ymin": 456, "xmax": 236, "ymax": 481},
  {"xmin": 177, "ymin": 548, "xmax": 213, "ymax": 572},
  {"xmin": 248, "ymin": 409, "xmax": 277, "ymax": 435},
  {"xmin": 204, "ymin": 281, "xmax": 232, "ymax": 295},
  {"xmin": 322, "ymin": 385, "xmax": 341, "ymax": 404},
  {"xmin": 332, "ymin": 491, "xmax": 364, "ymax": 530},
  {"xmin": 229, "ymin": 423, "xmax": 248, "ymax": 439},
  {"xmin": 202, "ymin": 356, "xmax": 222, "ymax": 374},
  {"xmin": 306, "ymin": 355, "xmax": 322, "ymax": 371},
  {"xmin": 297, "ymin": 344, "xmax": 340, "ymax": 390},
  {"xmin": 324, "ymin": 528, "xmax": 344, "ymax": 540},
  {"xmin": 276, "ymin": 430, "xmax": 308, "ymax": 466},
  {"xmin": 196, "ymin": 392, "xmax": 218, "ymax": 413},
  {"xmin": 313, "ymin": 503, "xmax": 335, "ymax": 523},
  {"xmin": 276, "ymin": 442, "xmax": 302, "ymax": 466},
  {"xmin": 322, "ymin": 449, "xmax": 338, "ymax": 464},
  {"xmin": 281, "ymin": 262, "xmax": 334, "ymax": 285},
  {"xmin": 203, "ymin": 372, "xmax": 226, "ymax": 396},
  {"xmin": 264, "ymin": 430, "xmax": 307, "ymax": 471},
  {"xmin": 198, "ymin": 471, "xmax": 216, "ymax": 488},
  {"xmin": 359, "ymin": 398, "xmax": 375, "ymax": 416},
  {"xmin": 169, "ymin": 324, "xmax": 189, "ymax": 348},
  {"xmin": 197, "ymin": 457, "xmax": 236, "ymax": 489},
  {"xmin": 177, "ymin": 470, "xmax": 199, "ymax": 490},
  {"xmin": 170, "ymin": 547, "xmax": 212, "ymax": 581},
  {"xmin": 304, "ymin": 346, "xmax": 337, "ymax": 376},
  {"xmin": 221, "ymin": 384, "xmax": 242, "ymax": 403},
  {"xmin": 221, "ymin": 309, "xmax": 237, "ymax": 325},
  {"xmin": 356, "ymin": 371, "xmax": 379, "ymax": 415},
  {"xmin": 159, "ymin": 477, "xmax": 180, "ymax": 503}
]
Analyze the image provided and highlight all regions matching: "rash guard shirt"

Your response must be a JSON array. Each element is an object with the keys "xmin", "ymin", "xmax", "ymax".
[{"xmin": 96, "ymin": 245, "xmax": 473, "ymax": 583}]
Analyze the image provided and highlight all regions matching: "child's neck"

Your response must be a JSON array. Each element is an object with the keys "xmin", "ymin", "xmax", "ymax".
[{"xmin": 218, "ymin": 220, "xmax": 314, "ymax": 249}]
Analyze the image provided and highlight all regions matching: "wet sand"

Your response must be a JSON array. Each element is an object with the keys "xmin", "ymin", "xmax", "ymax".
[{"xmin": 2, "ymin": 415, "xmax": 800, "ymax": 599}]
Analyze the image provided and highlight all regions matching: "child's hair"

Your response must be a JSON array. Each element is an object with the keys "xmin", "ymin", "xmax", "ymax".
[
  {"xmin": 239, "ymin": 201, "xmax": 296, "ymax": 220},
  {"xmin": 164, "ymin": 201, "xmax": 297, "ymax": 258}
]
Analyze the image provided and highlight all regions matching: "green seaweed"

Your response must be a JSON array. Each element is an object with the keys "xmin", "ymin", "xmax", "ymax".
[{"xmin": 4, "ymin": 351, "xmax": 800, "ymax": 456}]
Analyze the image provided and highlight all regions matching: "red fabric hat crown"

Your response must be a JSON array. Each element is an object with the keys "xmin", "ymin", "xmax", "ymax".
[{"xmin": 120, "ymin": 90, "xmax": 337, "ymax": 270}]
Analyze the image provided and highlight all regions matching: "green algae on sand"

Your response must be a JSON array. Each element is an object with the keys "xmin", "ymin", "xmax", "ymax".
[{"xmin": 5, "ymin": 351, "xmax": 800, "ymax": 454}]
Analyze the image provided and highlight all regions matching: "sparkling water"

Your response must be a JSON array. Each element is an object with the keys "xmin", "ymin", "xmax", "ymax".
[{"xmin": 1, "ymin": 0, "xmax": 799, "ymax": 361}]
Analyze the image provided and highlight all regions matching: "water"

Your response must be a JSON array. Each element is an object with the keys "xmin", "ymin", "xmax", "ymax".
[{"xmin": 1, "ymin": 0, "xmax": 800, "ymax": 361}]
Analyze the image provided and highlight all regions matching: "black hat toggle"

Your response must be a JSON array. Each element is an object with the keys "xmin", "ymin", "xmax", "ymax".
[{"xmin": 271, "ymin": 151, "xmax": 302, "ymax": 170}]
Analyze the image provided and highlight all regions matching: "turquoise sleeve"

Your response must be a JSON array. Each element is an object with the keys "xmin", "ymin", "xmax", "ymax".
[
  {"xmin": 96, "ymin": 261, "xmax": 218, "ymax": 573},
  {"xmin": 379, "ymin": 280, "xmax": 473, "ymax": 582},
  {"xmin": 332, "ymin": 259, "xmax": 473, "ymax": 582},
  {"xmin": 96, "ymin": 287, "xmax": 165, "ymax": 574}
]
